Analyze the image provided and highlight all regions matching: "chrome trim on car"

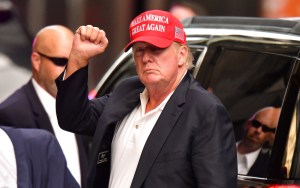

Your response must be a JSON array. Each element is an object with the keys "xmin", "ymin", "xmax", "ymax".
[{"xmin": 185, "ymin": 28, "xmax": 300, "ymax": 42}]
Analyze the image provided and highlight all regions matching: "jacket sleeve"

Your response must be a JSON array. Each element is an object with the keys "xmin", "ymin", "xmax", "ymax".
[
  {"xmin": 192, "ymin": 103, "xmax": 237, "ymax": 188},
  {"xmin": 45, "ymin": 131, "xmax": 80, "ymax": 188},
  {"xmin": 55, "ymin": 66, "xmax": 109, "ymax": 136},
  {"xmin": 23, "ymin": 129, "xmax": 80, "ymax": 188}
]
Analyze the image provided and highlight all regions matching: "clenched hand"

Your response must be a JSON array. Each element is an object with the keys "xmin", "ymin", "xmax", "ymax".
[{"xmin": 65, "ymin": 25, "xmax": 109, "ymax": 79}]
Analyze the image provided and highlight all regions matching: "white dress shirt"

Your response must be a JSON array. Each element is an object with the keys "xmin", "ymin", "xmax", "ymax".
[
  {"xmin": 236, "ymin": 142, "xmax": 261, "ymax": 175},
  {"xmin": 109, "ymin": 89, "xmax": 174, "ymax": 188},
  {"xmin": 0, "ymin": 128, "xmax": 17, "ymax": 188},
  {"xmin": 32, "ymin": 79, "xmax": 81, "ymax": 186}
]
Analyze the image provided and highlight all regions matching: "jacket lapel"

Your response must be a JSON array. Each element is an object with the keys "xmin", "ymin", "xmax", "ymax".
[
  {"xmin": 25, "ymin": 81, "xmax": 54, "ymax": 133},
  {"xmin": 130, "ymin": 74, "xmax": 190, "ymax": 188},
  {"xmin": 88, "ymin": 78, "xmax": 144, "ymax": 187},
  {"xmin": 1, "ymin": 126, "xmax": 31, "ymax": 187},
  {"xmin": 91, "ymin": 78, "xmax": 144, "ymax": 158}
]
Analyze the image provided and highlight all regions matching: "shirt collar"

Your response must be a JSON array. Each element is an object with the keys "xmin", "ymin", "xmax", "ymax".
[
  {"xmin": 139, "ymin": 88, "xmax": 174, "ymax": 116},
  {"xmin": 244, "ymin": 148, "xmax": 261, "ymax": 170},
  {"xmin": 139, "ymin": 70, "xmax": 187, "ymax": 114},
  {"xmin": 237, "ymin": 142, "xmax": 261, "ymax": 171},
  {"xmin": 31, "ymin": 78, "xmax": 56, "ymax": 117}
]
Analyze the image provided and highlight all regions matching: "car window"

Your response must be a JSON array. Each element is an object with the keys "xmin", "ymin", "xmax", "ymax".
[
  {"xmin": 195, "ymin": 43, "xmax": 296, "ymax": 177},
  {"xmin": 204, "ymin": 49, "xmax": 290, "ymax": 139}
]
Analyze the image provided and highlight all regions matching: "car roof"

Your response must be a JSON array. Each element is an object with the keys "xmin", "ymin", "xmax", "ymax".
[{"xmin": 182, "ymin": 16, "xmax": 300, "ymax": 35}]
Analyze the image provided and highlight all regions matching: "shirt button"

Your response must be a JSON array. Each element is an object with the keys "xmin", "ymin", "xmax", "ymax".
[{"xmin": 135, "ymin": 125, "xmax": 139, "ymax": 129}]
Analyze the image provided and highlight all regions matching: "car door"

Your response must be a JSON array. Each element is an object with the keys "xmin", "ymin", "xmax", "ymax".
[{"xmin": 194, "ymin": 37, "xmax": 300, "ymax": 187}]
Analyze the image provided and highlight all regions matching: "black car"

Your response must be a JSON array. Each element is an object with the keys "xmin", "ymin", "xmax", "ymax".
[{"xmin": 89, "ymin": 16, "xmax": 300, "ymax": 188}]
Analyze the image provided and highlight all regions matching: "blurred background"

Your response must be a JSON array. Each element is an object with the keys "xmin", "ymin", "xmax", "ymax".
[{"xmin": 2, "ymin": 0, "xmax": 300, "ymax": 91}]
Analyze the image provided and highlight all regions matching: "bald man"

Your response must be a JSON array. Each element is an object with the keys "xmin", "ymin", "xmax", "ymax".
[
  {"xmin": 0, "ymin": 25, "xmax": 89, "ymax": 187},
  {"xmin": 237, "ymin": 106, "xmax": 281, "ymax": 176}
]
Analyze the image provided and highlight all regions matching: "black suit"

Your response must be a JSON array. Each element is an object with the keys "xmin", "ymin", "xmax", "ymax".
[
  {"xmin": 247, "ymin": 149, "xmax": 271, "ymax": 177},
  {"xmin": 0, "ymin": 126, "xmax": 80, "ymax": 188},
  {"xmin": 56, "ymin": 67, "xmax": 237, "ymax": 188},
  {"xmin": 0, "ymin": 80, "xmax": 90, "ymax": 188}
]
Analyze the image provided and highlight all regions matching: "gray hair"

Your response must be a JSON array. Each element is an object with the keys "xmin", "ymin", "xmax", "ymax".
[{"xmin": 186, "ymin": 47, "xmax": 194, "ymax": 70}]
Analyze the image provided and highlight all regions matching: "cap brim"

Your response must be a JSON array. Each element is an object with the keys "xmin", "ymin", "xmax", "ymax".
[{"xmin": 124, "ymin": 36, "xmax": 173, "ymax": 52}]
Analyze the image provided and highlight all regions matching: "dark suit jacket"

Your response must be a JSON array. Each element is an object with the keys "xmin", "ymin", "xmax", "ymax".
[
  {"xmin": 0, "ymin": 126, "xmax": 79, "ymax": 188},
  {"xmin": 56, "ymin": 66, "xmax": 237, "ymax": 188},
  {"xmin": 0, "ymin": 80, "xmax": 90, "ymax": 187},
  {"xmin": 247, "ymin": 149, "xmax": 271, "ymax": 177}
]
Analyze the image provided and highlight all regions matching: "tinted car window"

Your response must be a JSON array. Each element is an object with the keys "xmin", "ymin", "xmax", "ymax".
[
  {"xmin": 202, "ymin": 49, "xmax": 291, "ymax": 139},
  {"xmin": 194, "ymin": 42, "xmax": 296, "ymax": 178}
]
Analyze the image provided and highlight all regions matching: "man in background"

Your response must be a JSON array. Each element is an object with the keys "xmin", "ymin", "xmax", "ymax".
[
  {"xmin": 0, "ymin": 25, "xmax": 89, "ymax": 187},
  {"xmin": 237, "ymin": 106, "xmax": 281, "ymax": 176}
]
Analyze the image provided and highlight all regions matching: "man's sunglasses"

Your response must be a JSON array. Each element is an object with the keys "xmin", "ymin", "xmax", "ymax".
[
  {"xmin": 37, "ymin": 51, "xmax": 68, "ymax": 66},
  {"xmin": 251, "ymin": 119, "xmax": 276, "ymax": 133}
]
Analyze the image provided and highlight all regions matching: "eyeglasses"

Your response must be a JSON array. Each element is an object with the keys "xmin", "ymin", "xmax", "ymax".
[
  {"xmin": 251, "ymin": 119, "xmax": 276, "ymax": 133},
  {"xmin": 36, "ymin": 51, "xmax": 68, "ymax": 66}
]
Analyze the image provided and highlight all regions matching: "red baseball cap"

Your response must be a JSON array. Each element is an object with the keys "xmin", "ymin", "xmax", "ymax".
[{"xmin": 124, "ymin": 9, "xmax": 186, "ymax": 52}]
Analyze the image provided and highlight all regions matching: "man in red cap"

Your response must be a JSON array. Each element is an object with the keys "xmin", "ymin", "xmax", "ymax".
[{"xmin": 55, "ymin": 10, "xmax": 237, "ymax": 188}]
